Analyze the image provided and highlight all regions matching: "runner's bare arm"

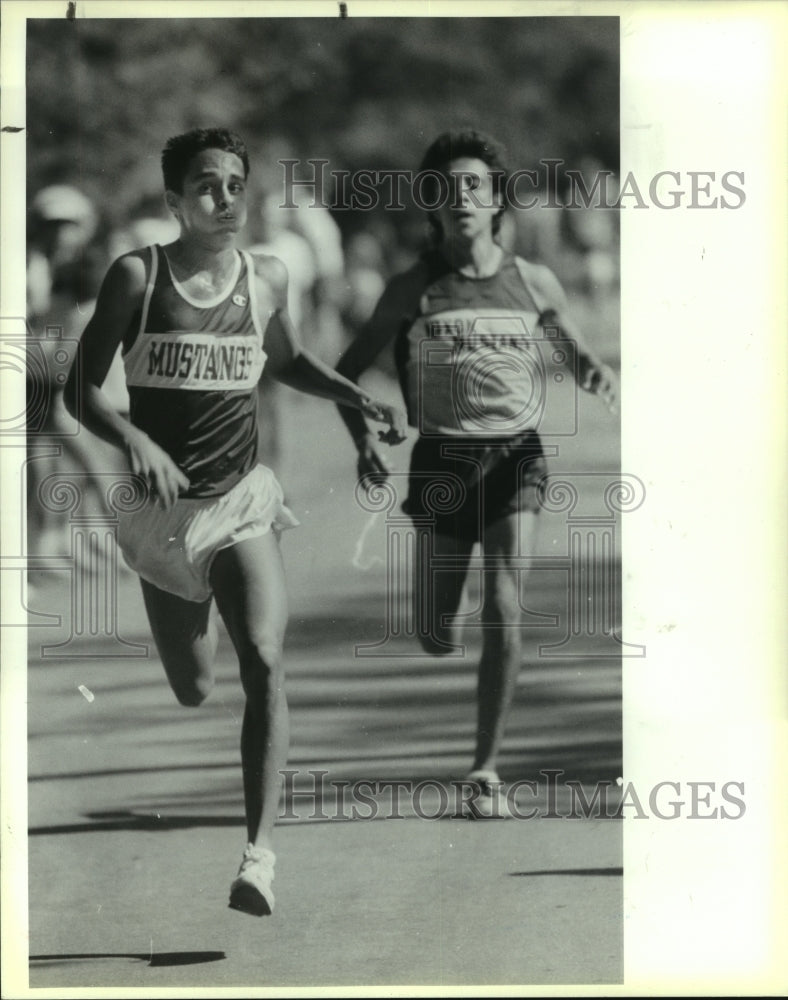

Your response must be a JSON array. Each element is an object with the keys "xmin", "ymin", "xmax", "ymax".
[
  {"xmin": 63, "ymin": 253, "xmax": 190, "ymax": 508},
  {"xmin": 529, "ymin": 263, "xmax": 618, "ymax": 413},
  {"xmin": 333, "ymin": 272, "xmax": 419, "ymax": 482},
  {"xmin": 253, "ymin": 255, "xmax": 406, "ymax": 443},
  {"xmin": 334, "ymin": 272, "xmax": 414, "ymax": 445}
]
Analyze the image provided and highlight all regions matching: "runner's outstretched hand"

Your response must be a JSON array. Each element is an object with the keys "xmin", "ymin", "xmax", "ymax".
[
  {"xmin": 356, "ymin": 431, "xmax": 395, "ymax": 488},
  {"xmin": 360, "ymin": 400, "xmax": 408, "ymax": 445},
  {"xmin": 581, "ymin": 361, "xmax": 619, "ymax": 415},
  {"xmin": 125, "ymin": 426, "xmax": 190, "ymax": 509}
]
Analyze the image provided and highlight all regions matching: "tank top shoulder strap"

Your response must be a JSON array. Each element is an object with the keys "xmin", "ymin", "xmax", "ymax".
[
  {"xmin": 513, "ymin": 255, "xmax": 550, "ymax": 315},
  {"xmin": 413, "ymin": 251, "xmax": 448, "ymax": 318},
  {"xmin": 240, "ymin": 249, "xmax": 265, "ymax": 341},
  {"xmin": 122, "ymin": 244, "xmax": 159, "ymax": 355},
  {"xmin": 140, "ymin": 244, "xmax": 160, "ymax": 329},
  {"xmin": 240, "ymin": 248, "xmax": 255, "ymax": 284}
]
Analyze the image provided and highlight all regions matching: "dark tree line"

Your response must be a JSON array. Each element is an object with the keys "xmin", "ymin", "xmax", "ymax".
[{"xmin": 27, "ymin": 15, "xmax": 618, "ymax": 232}]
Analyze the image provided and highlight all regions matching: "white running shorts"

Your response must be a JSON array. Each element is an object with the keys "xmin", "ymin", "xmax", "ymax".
[{"xmin": 116, "ymin": 464, "xmax": 299, "ymax": 602}]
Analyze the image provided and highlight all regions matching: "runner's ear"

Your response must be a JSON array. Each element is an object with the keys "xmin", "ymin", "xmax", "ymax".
[{"xmin": 164, "ymin": 191, "xmax": 180, "ymax": 221}]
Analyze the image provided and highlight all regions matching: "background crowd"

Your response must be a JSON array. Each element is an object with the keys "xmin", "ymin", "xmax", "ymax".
[{"xmin": 25, "ymin": 15, "xmax": 620, "ymax": 560}]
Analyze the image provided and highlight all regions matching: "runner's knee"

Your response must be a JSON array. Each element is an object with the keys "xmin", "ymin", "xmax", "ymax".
[
  {"xmin": 171, "ymin": 673, "xmax": 214, "ymax": 707},
  {"xmin": 154, "ymin": 634, "xmax": 216, "ymax": 707},
  {"xmin": 483, "ymin": 571, "xmax": 521, "ymax": 625},
  {"xmin": 239, "ymin": 632, "xmax": 284, "ymax": 701},
  {"xmin": 417, "ymin": 610, "xmax": 464, "ymax": 655},
  {"xmin": 416, "ymin": 586, "xmax": 466, "ymax": 655}
]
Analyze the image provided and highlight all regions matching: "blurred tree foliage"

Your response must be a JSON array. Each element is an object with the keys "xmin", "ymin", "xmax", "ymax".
[{"xmin": 27, "ymin": 16, "xmax": 618, "ymax": 231}]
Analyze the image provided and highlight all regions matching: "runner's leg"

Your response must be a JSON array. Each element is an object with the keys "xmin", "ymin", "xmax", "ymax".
[
  {"xmin": 414, "ymin": 528, "xmax": 475, "ymax": 655},
  {"xmin": 140, "ymin": 580, "xmax": 218, "ymax": 706},
  {"xmin": 472, "ymin": 509, "xmax": 538, "ymax": 773},
  {"xmin": 210, "ymin": 531, "xmax": 289, "ymax": 852}
]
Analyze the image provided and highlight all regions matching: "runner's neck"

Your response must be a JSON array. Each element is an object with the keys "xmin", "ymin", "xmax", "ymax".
[
  {"xmin": 440, "ymin": 236, "xmax": 503, "ymax": 279},
  {"xmin": 163, "ymin": 239, "xmax": 240, "ymax": 295}
]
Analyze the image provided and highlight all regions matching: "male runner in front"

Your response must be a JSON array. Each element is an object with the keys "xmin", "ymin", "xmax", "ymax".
[{"xmin": 64, "ymin": 127, "xmax": 405, "ymax": 913}]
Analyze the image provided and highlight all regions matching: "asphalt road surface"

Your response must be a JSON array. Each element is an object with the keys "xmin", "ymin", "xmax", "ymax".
[{"xmin": 21, "ymin": 376, "xmax": 624, "ymax": 991}]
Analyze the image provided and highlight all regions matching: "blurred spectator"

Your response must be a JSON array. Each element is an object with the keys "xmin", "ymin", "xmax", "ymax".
[
  {"xmin": 342, "ymin": 230, "xmax": 386, "ymax": 334},
  {"xmin": 559, "ymin": 156, "xmax": 619, "ymax": 301},
  {"xmin": 508, "ymin": 195, "xmax": 565, "ymax": 278},
  {"xmin": 26, "ymin": 186, "xmax": 127, "ymax": 565},
  {"xmin": 108, "ymin": 213, "xmax": 180, "ymax": 260},
  {"xmin": 26, "ymin": 248, "xmax": 51, "ymax": 320},
  {"xmin": 288, "ymin": 187, "xmax": 347, "ymax": 363},
  {"xmin": 248, "ymin": 191, "xmax": 321, "ymax": 475},
  {"xmin": 29, "ymin": 185, "xmax": 98, "ymax": 266},
  {"xmin": 249, "ymin": 191, "xmax": 318, "ymax": 333},
  {"xmin": 27, "ymin": 184, "xmax": 100, "ymax": 326}
]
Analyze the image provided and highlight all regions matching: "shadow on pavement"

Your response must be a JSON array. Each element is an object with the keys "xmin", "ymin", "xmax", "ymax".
[
  {"xmin": 28, "ymin": 811, "xmax": 245, "ymax": 836},
  {"xmin": 30, "ymin": 951, "xmax": 226, "ymax": 967},
  {"xmin": 28, "ymin": 581, "xmax": 622, "ymax": 833},
  {"xmin": 511, "ymin": 867, "xmax": 623, "ymax": 877}
]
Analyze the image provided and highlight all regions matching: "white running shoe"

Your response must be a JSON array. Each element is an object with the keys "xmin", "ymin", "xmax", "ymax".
[
  {"xmin": 228, "ymin": 843, "xmax": 276, "ymax": 916},
  {"xmin": 464, "ymin": 769, "xmax": 512, "ymax": 819}
]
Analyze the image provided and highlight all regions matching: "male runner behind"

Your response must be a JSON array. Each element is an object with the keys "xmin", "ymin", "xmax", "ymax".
[
  {"xmin": 64, "ymin": 127, "xmax": 406, "ymax": 914},
  {"xmin": 336, "ymin": 129, "xmax": 616, "ymax": 817}
]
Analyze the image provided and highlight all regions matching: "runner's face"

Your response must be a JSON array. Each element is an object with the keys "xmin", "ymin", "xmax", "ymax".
[
  {"xmin": 168, "ymin": 149, "xmax": 248, "ymax": 238},
  {"xmin": 435, "ymin": 156, "xmax": 503, "ymax": 244}
]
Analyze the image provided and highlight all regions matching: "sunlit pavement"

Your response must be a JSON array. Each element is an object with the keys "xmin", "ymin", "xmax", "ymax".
[{"xmin": 24, "ymin": 378, "xmax": 624, "ymax": 989}]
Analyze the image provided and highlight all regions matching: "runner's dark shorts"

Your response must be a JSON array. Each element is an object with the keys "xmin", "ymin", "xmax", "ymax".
[{"xmin": 402, "ymin": 429, "xmax": 547, "ymax": 541}]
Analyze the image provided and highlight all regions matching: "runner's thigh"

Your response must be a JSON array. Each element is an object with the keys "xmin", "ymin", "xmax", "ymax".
[
  {"xmin": 413, "ymin": 527, "xmax": 475, "ymax": 652},
  {"xmin": 210, "ymin": 532, "xmax": 289, "ymax": 683},
  {"xmin": 140, "ymin": 579, "xmax": 216, "ymax": 704},
  {"xmin": 481, "ymin": 510, "xmax": 539, "ymax": 617}
]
